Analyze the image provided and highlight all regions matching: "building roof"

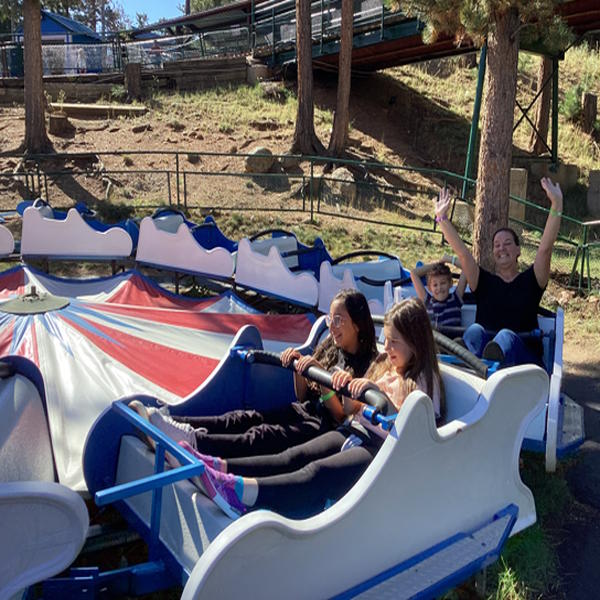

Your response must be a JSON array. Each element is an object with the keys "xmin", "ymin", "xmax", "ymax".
[{"xmin": 41, "ymin": 10, "xmax": 101, "ymax": 40}]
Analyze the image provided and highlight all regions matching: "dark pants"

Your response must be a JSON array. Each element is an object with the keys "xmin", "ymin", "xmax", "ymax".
[
  {"xmin": 228, "ymin": 430, "xmax": 380, "ymax": 519},
  {"xmin": 177, "ymin": 402, "xmax": 328, "ymax": 459}
]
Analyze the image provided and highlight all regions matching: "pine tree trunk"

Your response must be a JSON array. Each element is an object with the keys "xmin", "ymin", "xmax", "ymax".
[
  {"xmin": 528, "ymin": 56, "xmax": 552, "ymax": 155},
  {"xmin": 328, "ymin": 0, "xmax": 353, "ymax": 156},
  {"xmin": 291, "ymin": 0, "xmax": 324, "ymax": 154},
  {"xmin": 473, "ymin": 8, "xmax": 519, "ymax": 270},
  {"xmin": 23, "ymin": 0, "xmax": 52, "ymax": 155},
  {"xmin": 185, "ymin": 0, "xmax": 191, "ymax": 15}
]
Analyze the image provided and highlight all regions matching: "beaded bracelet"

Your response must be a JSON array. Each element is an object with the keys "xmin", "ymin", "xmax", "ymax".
[
  {"xmin": 435, "ymin": 214, "xmax": 448, "ymax": 223},
  {"xmin": 319, "ymin": 390, "xmax": 336, "ymax": 404},
  {"xmin": 549, "ymin": 207, "xmax": 562, "ymax": 218}
]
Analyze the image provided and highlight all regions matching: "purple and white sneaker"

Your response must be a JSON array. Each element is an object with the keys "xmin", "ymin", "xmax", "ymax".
[
  {"xmin": 198, "ymin": 465, "xmax": 247, "ymax": 519},
  {"xmin": 178, "ymin": 441, "xmax": 226, "ymax": 473}
]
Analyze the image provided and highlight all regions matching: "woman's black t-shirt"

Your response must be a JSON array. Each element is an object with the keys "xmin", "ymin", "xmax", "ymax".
[{"xmin": 473, "ymin": 265, "xmax": 544, "ymax": 357}]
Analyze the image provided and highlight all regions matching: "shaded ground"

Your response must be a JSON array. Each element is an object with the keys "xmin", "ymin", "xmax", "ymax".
[{"xmin": 557, "ymin": 344, "xmax": 600, "ymax": 599}]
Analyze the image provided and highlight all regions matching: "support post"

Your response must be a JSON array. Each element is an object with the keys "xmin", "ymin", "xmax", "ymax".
[
  {"xmin": 551, "ymin": 57, "xmax": 559, "ymax": 169},
  {"xmin": 320, "ymin": 0, "xmax": 324, "ymax": 53},
  {"xmin": 462, "ymin": 42, "xmax": 487, "ymax": 201},
  {"xmin": 271, "ymin": 8, "xmax": 276, "ymax": 65},
  {"xmin": 250, "ymin": 0, "xmax": 255, "ymax": 50}
]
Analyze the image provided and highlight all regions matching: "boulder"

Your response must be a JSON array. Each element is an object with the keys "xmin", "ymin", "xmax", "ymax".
[
  {"xmin": 280, "ymin": 153, "xmax": 302, "ymax": 170},
  {"xmin": 245, "ymin": 146, "xmax": 274, "ymax": 174},
  {"xmin": 452, "ymin": 200, "xmax": 474, "ymax": 231},
  {"xmin": 322, "ymin": 167, "xmax": 357, "ymax": 206}
]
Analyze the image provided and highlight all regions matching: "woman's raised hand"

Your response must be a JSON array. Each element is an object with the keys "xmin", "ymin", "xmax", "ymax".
[
  {"xmin": 540, "ymin": 177, "xmax": 563, "ymax": 213},
  {"xmin": 280, "ymin": 347, "xmax": 302, "ymax": 368},
  {"xmin": 434, "ymin": 188, "xmax": 452, "ymax": 221}
]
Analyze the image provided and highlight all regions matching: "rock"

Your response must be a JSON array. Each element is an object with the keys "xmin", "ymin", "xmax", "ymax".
[
  {"xmin": 558, "ymin": 290, "xmax": 575, "ymax": 306},
  {"xmin": 167, "ymin": 120, "xmax": 185, "ymax": 132},
  {"xmin": 280, "ymin": 153, "xmax": 302, "ymax": 169},
  {"xmin": 322, "ymin": 167, "xmax": 357, "ymax": 206},
  {"xmin": 187, "ymin": 153, "xmax": 201, "ymax": 164},
  {"xmin": 259, "ymin": 81, "xmax": 287, "ymax": 102},
  {"xmin": 245, "ymin": 146, "xmax": 274, "ymax": 173},
  {"xmin": 249, "ymin": 119, "xmax": 280, "ymax": 131},
  {"xmin": 132, "ymin": 123, "xmax": 152, "ymax": 134},
  {"xmin": 452, "ymin": 201, "xmax": 474, "ymax": 230},
  {"xmin": 228, "ymin": 145, "xmax": 238, "ymax": 154}
]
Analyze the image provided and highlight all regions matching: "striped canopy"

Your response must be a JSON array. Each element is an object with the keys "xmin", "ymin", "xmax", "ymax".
[{"xmin": 0, "ymin": 266, "xmax": 314, "ymax": 490}]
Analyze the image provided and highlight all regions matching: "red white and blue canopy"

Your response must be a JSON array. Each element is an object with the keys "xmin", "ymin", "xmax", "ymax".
[{"xmin": 0, "ymin": 266, "xmax": 314, "ymax": 490}]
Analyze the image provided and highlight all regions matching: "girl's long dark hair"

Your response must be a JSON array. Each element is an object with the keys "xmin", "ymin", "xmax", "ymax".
[
  {"xmin": 368, "ymin": 297, "xmax": 446, "ymax": 421},
  {"xmin": 314, "ymin": 289, "xmax": 377, "ymax": 375}
]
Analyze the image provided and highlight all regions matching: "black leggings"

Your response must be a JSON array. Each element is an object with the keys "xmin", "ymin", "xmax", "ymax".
[
  {"xmin": 228, "ymin": 430, "xmax": 380, "ymax": 519},
  {"xmin": 176, "ymin": 402, "xmax": 328, "ymax": 459}
]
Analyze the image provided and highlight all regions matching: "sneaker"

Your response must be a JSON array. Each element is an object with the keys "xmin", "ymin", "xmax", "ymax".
[
  {"xmin": 482, "ymin": 341, "xmax": 505, "ymax": 364},
  {"xmin": 200, "ymin": 465, "xmax": 247, "ymax": 519},
  {"xmin": 148, "ymin": 410, "xmax": 197, "ymax": 448},
  {"xmin": 178, "ymin": 440, "xmax": 227, "ymax": 473},
  {"xmin": 128, "ymin": 400, "xmax": 156, "ymax": 450},
  {"xmin": 164, "ymin": 444, "xmax": 210, "ymax": 497}
]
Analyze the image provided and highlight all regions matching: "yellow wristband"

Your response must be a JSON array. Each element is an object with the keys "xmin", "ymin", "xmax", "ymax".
[
  {"xmin": 319, "ymin": 390, "xmax": 335, "ymax": 404},
  {"xmin": 549, "ymin": 207, "xmax": 562, "ymax": 218}
]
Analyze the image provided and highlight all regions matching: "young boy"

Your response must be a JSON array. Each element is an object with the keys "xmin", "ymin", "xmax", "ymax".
[{"xmin": 410, "ymin": 255, "xmax": 466, "ymax": 328}]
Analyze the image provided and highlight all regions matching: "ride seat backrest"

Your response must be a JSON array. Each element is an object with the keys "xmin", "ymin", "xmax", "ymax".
[
  {"xmin": 440, "ymin": 363, "xmax": 484, "ymax": 422},
  {"xmin": 537, "ymin": 314, "xmax": 556, "ymax": 373},
  {"xmin": 0, "ymin": 373, "xmax": 55, "ymax": 483},
  {"xmin": 461, "ymin": 304, "xmax": 476, "ymax": 327},
  {"xmin": 154, "ymin": 213, "xmax": 184, "ymax": 233},
  {"xmin": 331, "ymin": 258, "xmax": 402, "ymax": 282},
  {"xmin": 250, "ymin": 236, "xmax": 299, "ymax": 269},
  {"xmin": 35, "ymin": 204, "xmax": 54, "ymax": 219}
]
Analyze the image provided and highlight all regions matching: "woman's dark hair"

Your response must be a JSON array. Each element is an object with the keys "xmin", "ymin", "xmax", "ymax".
[
  {"xmin": 492, "ymin": 227, "xmax": 520, "ymax": 247},
  {"xmin": 314, "ymin": 289, "xmax": 377, "ymax": 376},
  {"xmin": 370, "ymin": 297, "xmax": 446, "ymax": 421}
]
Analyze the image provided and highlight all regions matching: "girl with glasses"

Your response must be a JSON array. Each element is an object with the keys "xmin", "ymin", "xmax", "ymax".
[
  {"xmin": 130, "ymin": 289, "xmax": 377, "ymax": 460},
  {"xmin": 178, "ymin": 297, "xmax": 444, "ymax": 519}
]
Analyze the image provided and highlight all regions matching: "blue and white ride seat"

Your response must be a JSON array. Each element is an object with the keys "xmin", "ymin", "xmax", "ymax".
[
  {"xmin": 19, "ymin": 198, "xmax": 140, "ymax": 249},
  {"xmin": 247, "ymin": 232, "xmax": 332, "ymax": 276}
]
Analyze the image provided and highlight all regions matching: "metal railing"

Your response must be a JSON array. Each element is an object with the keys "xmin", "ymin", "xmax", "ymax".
[{"xmin": 0, "ymin": 149, "xmax": 596, "ymax": 291}]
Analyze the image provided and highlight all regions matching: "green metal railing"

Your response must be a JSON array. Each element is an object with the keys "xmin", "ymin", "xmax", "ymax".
[{"xmin": 1, "ymin": 149, "xmax": 596, "ymax": 291}]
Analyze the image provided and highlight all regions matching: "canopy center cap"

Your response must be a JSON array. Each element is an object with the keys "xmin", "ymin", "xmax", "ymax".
[{"xmin": 1, "ymin": 286, "xmax": 70, "ymax": 315}]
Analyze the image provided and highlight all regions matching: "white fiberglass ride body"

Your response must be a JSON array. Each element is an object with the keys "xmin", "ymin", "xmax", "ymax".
[{"xmin": 84, "ymin": 320, "xmax": 547, "ymax": 599}]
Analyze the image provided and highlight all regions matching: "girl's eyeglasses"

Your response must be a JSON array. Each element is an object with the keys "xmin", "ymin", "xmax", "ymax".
[{"xmin": 325, "ymin": 314, "xmax": 345, "ymax": 328}]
